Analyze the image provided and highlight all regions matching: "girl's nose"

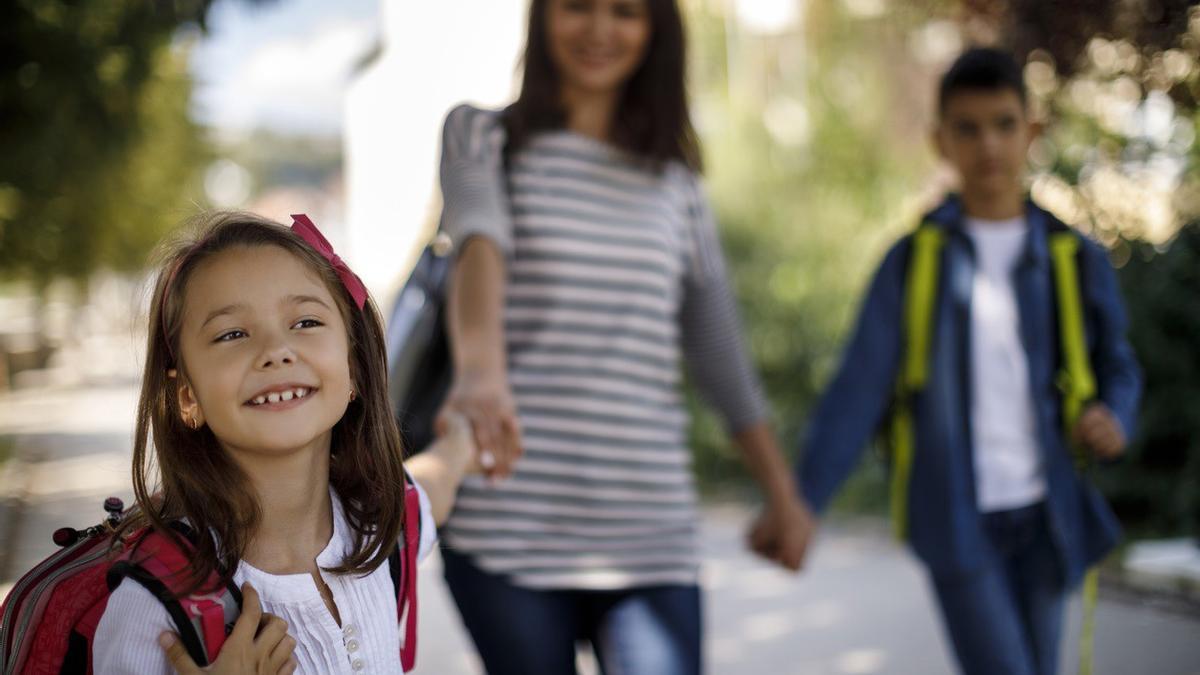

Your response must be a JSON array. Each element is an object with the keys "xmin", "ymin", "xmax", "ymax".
[{"xmin": 257, "ymin": 344, "xmax": 296, "ymax": 369}]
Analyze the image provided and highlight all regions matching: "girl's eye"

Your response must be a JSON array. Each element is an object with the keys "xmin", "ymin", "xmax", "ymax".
[
  {"xmin": 214, "ymin": 329, "xmax": 247, "ymax": 342},
  {"xmin": 294, "ymin": 318, "xmax": 324, "ymax": 330}
]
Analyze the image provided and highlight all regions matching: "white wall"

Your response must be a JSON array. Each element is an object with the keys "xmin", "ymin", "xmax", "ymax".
[{"xmin": 344, "ymin": 0, "xmax": 527, "ymax": 302}]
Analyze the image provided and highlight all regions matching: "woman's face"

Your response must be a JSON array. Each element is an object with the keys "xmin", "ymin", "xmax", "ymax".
[{"xmin": 546, "ymin": 0, "xmax": 652, "ymax": 98}]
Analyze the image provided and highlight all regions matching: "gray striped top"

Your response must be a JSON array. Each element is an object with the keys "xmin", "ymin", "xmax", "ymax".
[{"xmin": 438, "ymin": 104, "xmax": 768, "ymax": 590}]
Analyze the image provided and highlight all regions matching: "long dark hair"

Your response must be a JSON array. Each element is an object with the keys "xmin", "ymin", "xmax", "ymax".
[
  {"xmin": 503, "ymin": 0, "xmax": 702, "ymax": 172},
  {"xmin": 118, "ymin": 211, "xmax": 409, "ymax": 593}
]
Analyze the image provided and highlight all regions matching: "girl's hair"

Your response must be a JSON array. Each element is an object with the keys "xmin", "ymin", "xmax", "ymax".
[
  {"xmin": 119, "ymin": 211, "xmax": 408, "ymax": 592},
  {"xmin": 503, "ymin": 0, "xmax": 702, "ymax": 172}
]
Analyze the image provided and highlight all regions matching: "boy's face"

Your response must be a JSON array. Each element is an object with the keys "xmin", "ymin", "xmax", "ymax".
[{"xmin": 934, "ymin": 88, "xmax": 1037, "ymax": 201}]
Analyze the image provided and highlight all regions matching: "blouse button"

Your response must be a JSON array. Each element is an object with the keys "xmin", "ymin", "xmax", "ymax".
[
  {"xmin": 343, "ymin": 624, "xmax": 357, "ymax": 638},
  {"xmin": 352, "ymin": 658, "xmax": 365, "ymax": 671},
  {"xmin": 346, "ymin": 639, "xmax": 360, "ymax": 653}
]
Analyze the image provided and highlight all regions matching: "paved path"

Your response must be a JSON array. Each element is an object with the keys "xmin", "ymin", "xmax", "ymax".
[{"xmin": 3, "ymin": 382, "xmax": 1198, "ymax": 674}]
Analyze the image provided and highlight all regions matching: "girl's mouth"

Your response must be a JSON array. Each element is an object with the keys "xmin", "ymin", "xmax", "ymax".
[{"xmin": 244, "ymin": 386, "xmax": 317, "ymax": 410}]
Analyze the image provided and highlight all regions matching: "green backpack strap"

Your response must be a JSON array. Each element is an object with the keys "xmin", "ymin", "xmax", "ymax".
[
  {"xmin": 1047, "ymin": 228, "xmax": 1103, "ymax": 675},
  {"xmin": 1048, "ymin": 231, "xmax": 1097, "ymax": 464},
  {"xmin": 889, "ymin": 222, "xmax": 944, "ymax": 541}
]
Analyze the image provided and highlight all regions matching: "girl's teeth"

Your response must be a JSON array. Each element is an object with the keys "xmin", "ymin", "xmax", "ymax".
[
  {"xmin": 267, "ymin": 392, "xmax": 281, "ymax": 403},
  {"xmin": 281, "ymin": 390, "xmax": 294, "ymax": 401},
  {"xmin": 254, "ymin": 396, "xmax": 266, "ymax": 405},
  {"xmin": 296, "ymin": 388, "xmax": 308, "ymax": 398}
]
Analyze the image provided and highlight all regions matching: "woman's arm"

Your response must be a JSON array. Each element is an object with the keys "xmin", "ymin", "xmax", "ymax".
[
  {"xmin": 677, "ymin": 175, "xmax": 813, "ymax": 571},
  {"xmin": 434, "ymin": 104, "xmax": 523, "ymax": 479}
]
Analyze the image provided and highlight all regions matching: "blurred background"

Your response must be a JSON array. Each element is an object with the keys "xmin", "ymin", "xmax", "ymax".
[{"xmin": 1, "ymin": 0, "xmax": 1198, "ymax": 673}]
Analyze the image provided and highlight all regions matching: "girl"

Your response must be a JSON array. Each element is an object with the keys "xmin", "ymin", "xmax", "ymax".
[
  {"xmin": 94, "ymin": 211, "xmax": 477, "ymax": 673},
  {"xmin": 434, "ymin": 0, "xmax": 814, "ymax": 672}
]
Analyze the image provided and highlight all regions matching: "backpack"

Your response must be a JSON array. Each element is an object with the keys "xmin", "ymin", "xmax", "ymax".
[
  {"xmin": 0, "ymin": 483, "xmax": 422, "ymax": 674},
  {"xmin": 385, "ymin": 233, "xmax": 455, "ymax": 455}
]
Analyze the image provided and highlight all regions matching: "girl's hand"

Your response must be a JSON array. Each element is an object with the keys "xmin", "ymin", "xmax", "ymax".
[
  {"xmin": 159, "ymin": 583, "xmax": 297, "ymax": 675},
  {"xmin": 438, "ymin": 411, "xmax": 482, "ymax": 474},
  {"xmin": 435, "ymin": 368, "xmax": 523, "ymax": 480}
]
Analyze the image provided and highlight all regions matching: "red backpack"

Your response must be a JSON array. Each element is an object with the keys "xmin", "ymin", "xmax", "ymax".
[{"xmin": 0, "ymin": 484, "xmax": 421, "ymax": 674}]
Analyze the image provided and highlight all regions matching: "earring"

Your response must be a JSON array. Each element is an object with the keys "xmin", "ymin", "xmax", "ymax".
[
  {"xmin": 349, "ymin": 389, "xmax": 357, "ymax": 402},
  {"xmin": 184, "ymin": 414, "xmax": 197, "ymax": 430}
]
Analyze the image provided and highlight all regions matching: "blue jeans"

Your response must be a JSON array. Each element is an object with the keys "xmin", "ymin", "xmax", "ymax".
[
  {"xmin": 931, "ymin": 502, "xmax": 1067, "ymax": 675},
  {"xmin": 441, "ymin": 547, "xmax": 702, "ymax": 675}
]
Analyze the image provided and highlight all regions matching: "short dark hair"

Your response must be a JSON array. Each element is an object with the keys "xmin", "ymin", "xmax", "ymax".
[
  {"xmin": 503, "ymin": 0, "xmax": 702, "ymax": 172},
  {"xmin": 938, "ymin": 47, "xmax": 1027, "ymax": 113}
]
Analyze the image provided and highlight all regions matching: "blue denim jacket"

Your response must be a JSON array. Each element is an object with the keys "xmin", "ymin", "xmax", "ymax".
[{"xmin": 797, "ymin": 195, "xmax": 1143, "ymax": 586}]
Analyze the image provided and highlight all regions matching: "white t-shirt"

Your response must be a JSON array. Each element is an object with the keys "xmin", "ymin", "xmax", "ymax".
[
  {"xmin": 964, "ymin": 216, "xmax": 1047, "ymax": 512},
  {"xmin": 93, "ymin": 483, "xmax": 437, "ymax": 674}
]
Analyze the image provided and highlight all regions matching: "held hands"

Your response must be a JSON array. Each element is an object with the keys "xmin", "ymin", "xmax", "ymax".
[
  {"xmin": 1072, "ymin": 402, "xmax": 1127, "ymax": 461},
  {"xmin": 435, "ymin": 367, "xmax": 523, "ymax": 480},
  {"xmin": 747, "ymin": 496, "xmax": 816, "ymax": 572},
  {"xmin": 159, "ymin": 583, "xmax": 296, "ymax": 675}
]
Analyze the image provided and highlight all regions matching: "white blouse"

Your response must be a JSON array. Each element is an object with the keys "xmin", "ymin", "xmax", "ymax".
[{"xmin": 93, "ymin": 485, "xmax": 437, "ymax": 674}]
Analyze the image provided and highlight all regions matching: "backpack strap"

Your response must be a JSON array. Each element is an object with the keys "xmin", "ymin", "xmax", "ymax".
[
  {"xmin": 1045, "ymin": 220, "xmax": 1102, "ymax": 675},
  {"xmin": 889, "ymin": 222, "xmax": 945, "ymax": 541},
  {"xmin": 1047, "ymin": 228, "xmax": 1097, "ymax": 466},
  {"xmin": 107, "ymin": 524, "xmax": 240, "ymax": 667},
  {"xmin": 387, "ymin": 475, "xmax": 423, "ymax": 670}
]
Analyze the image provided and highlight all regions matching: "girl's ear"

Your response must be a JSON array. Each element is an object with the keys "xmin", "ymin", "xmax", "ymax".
[{"xmin": 176, "ymin": 375, "xmax": 206, "ymax": 429}]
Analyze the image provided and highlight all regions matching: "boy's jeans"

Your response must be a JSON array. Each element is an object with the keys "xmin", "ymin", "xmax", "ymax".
[{"xmin": 931, "ymin": 502, "xmax": 1067, "ymax": 675}]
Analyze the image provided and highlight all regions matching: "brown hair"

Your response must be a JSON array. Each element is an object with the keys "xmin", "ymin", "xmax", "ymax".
[
  {"xmin": 119, "ymin": 211, "xmax": 408, "ymax": 593},
  {"xmin": 503, "ymin": 0, "xmax": 702, "ymax": 172}
]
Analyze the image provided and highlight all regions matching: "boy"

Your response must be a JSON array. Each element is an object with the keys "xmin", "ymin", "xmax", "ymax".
[{"xmin": 794, "ymin": 48, "xmax": 1142, "ymax": 675}]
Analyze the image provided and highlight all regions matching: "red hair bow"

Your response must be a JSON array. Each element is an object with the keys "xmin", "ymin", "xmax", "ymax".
[{"xmin": 290, "ymin": 214, "xmax": 367, "ymax": 310}]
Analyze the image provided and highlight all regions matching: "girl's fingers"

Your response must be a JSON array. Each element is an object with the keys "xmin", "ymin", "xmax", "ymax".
[
  {"xmin": 281, "ymin": 656, "xmax": 299, "ymax": 675},
  {"xmin": 254, "ymin": 614, "xmax": 289, "ymax": 649},
  {"xmin": 159, "ymin": 632, "xmax": 200, "ymax": 675},
  {"xmin": 266, "ymin": 634, "xmax": 297, "ymax": 673},
  {"xmin": 228, "ymin": 583, "xmax": 263, "ymax": 644}
]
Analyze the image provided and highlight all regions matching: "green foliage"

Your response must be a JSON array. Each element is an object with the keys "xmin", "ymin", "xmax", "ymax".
[
  {"xmin": 0, "ymin": 1, "xmax": 216, "ymax": 284},
  {"xmin": 685, "ymin": 1, "xmax": 933, "ymax": 494},
  {"xmin": 1101, "ymin": 223, "xmax": 1200, "ymax": 539}
]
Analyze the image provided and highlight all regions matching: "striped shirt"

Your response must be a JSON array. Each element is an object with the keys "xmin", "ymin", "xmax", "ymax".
[{"xmin": 438, "ymin": 104, "xmax": 768, "ymax": 590}]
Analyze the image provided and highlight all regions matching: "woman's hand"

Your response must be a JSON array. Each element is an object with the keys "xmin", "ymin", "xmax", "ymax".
[
  {"xmin": 747, "ymin": 496, "xmax": 816, "ymax": 572},
  {"xmin": 159, "ymin": 583, "xmax": 296, "ymax": 675},
  {"xmin": 436, "ymin": 367, "xmax": 523, "ymax": 480}
]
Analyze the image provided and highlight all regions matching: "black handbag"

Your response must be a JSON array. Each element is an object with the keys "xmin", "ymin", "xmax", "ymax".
[{"xmin": 385, "ymin": 233, "xmax": 455, "ymax": 454}]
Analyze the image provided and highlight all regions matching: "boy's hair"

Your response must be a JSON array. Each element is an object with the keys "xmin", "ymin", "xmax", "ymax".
[
  {"xmin": 938, "ymin": 47, "xmax": 1027, "ymax": 113},
  {"xmin": 120, "ymin": 211, "xmax": 409, "ymax": 593}
]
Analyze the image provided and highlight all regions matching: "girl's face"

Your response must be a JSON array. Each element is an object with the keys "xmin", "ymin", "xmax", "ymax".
[
  {"xmin": 546, "ymin": 0, "xmax": 651, "ymax": 98},
  {"xmin": 174, "ymin": 245, "xmax": 353, "ymax": 459}
]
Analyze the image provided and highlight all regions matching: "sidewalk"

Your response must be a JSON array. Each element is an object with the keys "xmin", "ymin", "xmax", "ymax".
[{"xmin": 3, "ymin": 379, "xmax": 1200, "ymax": 674}]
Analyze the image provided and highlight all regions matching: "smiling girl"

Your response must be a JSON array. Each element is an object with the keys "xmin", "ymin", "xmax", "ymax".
[{"xmin": 93, "ymin": 212, "xmax": 477, "ymax": 674}]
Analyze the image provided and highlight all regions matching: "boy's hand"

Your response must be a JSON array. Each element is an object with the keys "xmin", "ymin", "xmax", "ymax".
[
  {"xmin": 1072, "ymin": 402, "xmax": 1126, "ymax": 460},
  {"xmin": 747, "ymin": 497, "xmax": 816, "ymax": 572},
  {"xmin": 159, "ymin": 583, "xmax": 296, "ymax": 675}
]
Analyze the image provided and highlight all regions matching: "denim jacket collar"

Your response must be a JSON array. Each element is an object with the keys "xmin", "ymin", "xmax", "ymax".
[{"xmin": 924, "ymin": 193, "xmax": 1052, "ymax": 270}]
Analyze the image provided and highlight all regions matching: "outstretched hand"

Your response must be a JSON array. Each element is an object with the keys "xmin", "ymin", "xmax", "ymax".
[{"xmin": 435, "ymin": 368, "xmax": 523, "ymax": 480}]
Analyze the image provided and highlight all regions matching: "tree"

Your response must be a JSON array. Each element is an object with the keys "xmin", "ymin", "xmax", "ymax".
[{"xmin": 0, "ymin": 1, "xmax": 255, "ymax": 285}]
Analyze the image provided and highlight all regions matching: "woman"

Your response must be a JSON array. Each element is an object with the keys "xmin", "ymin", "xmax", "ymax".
[{"xmin": 435, "ymin": 1, "xmax": 812, "ymax": 672}]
